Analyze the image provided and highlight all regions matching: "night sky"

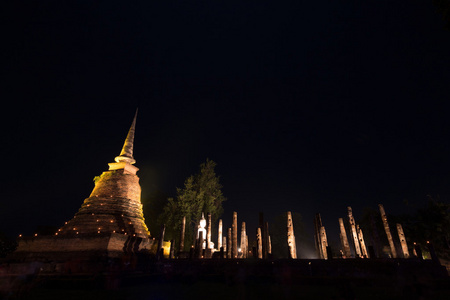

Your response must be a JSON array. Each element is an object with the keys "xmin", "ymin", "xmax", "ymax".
[{"xmin": 2, "ymin": 1, "xmax": 450, "ymax": 248}]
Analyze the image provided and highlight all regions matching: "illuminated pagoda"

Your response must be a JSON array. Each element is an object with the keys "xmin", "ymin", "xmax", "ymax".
[
  {"xmin": 13, "ymin": 112, "xmax": 156, "ymax": 262},
  {"xmin": 57, "ymin": 111, "xmax": 150, "ymax": 238}
]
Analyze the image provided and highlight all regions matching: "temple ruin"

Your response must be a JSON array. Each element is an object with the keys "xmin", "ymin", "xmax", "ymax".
[
  {"xmin": 12, "ymin": 112, "xmax": 157, "ymax": 262},
  {"xmin": 6, "ymin": 113, "xmax": 444, "ymax": 267}
]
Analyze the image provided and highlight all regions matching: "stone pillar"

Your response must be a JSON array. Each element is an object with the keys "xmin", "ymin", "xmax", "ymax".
[
  {"xmin": 320, "ymin": 226, "xmax": 328, "ymax": 260},
  {"xmin": 194, "ymin": 234, "xmax": 199, "ymax": 258},
  {"xmin": 240, "ymin": 222, "xmax": 247, "ymax": 258},
  {"xmin": 369, "ymin": 213, "xmax": 382, "ymax": 258},
  {"xmin": 179, "ymin": 216, "xmax": 186, "ymax": 252},
  {"xmin": 357, "ymin": 225, "xmax": 369, "ymax": 258},
  {"xmin": 218, "ymin": 219, "xmax": 223, "ymax": 250},
  {"xmin": 227, "ymin": 228, "xmax": 232, "ymax": 259},
  {"xmin": 206, "ymin": 212, "xmax": 212, "ymax": 249},
  {"xmin": 219, "ymin": 245, "xmax": 224, "ymax": 259},
  {"xmin": 223, "ymin": 236, "xmax": 227, "ymax": 254},
  {"xmin": 169, "ymin": 239, "xmax": 175, "ymax": 259},
  {"xmin": 263, "ymin": 221, "xmax": 270, "ymax": 259},
  {"xmin": 379, "ymin": 204, "xmax": 397, "ymax": 258},
  {"xmin": 287, "ymin": 211, "xmax": 297, "ymax": 259},
  {"xmin": 413, "ymin": 243, "xmax": 423, "ymax": 260},
  {"xmin": 257, "ymin": 227, "xmax": 263, "ymax": 259},
  {"xmin": 197, "ymin": 231, "xmax": 204, "ymax": 259},
  {"xmin": 232, "ymin": 212, "xmax": 238, "ymax": 258},
  {"xmin": 246, "ymin": 235, "xmax": 249, "ymax": 258},
  {"xmin": 338, "ymin": 218, "xmax": 351, "ymax": 258},
  {"xmin": 314, "ymin": 213, "xmax": 324, "ymax": 259},
  {"xmin": 348, "ymin": 207, "xmax": 362, "ymax": 258},
  {"xmin": 268, "ymin": 235, "xmax": 272, "ymax": 256},
  {"xmin": 259, "ymin": 212, "xmax": 266, "ymax": 258},
  {"xmin": 396, "ymin": 223, "xmax": 409, "ymax": 258},
  {"xmin": 157, "ymin": 224, "xmax": 165, "ymax": 260},
  {"xmin": 326, "ymin": 246, "xmax": 333, "ymax": 260},
  {"xmin": 427, "ymin": 241, "xmax": 439, "ymax": 262},
  {"xmin": 368, "ymin": 246, "xmax": 376, "ymax": 259}
]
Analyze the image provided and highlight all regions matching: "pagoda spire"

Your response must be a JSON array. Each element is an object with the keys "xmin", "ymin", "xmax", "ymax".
[{"xmin": 115, "ymin": 109, "xmax": 138, "ymax": 165}]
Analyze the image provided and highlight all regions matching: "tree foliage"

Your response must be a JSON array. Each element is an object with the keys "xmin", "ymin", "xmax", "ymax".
[
  {"xmin": 358, "ymin": 196, "xmax": 450, "ymax": 260},
  {"xmin": 433, "ymin": 0, "xmax": 450, "ymax": 30},
  {"xmin": 400, "ymin": 195, "xmax": 450, "ymax": 259},
  {"xmin": 158, "ymin": 159, "xmax": 226, "ymax": 250}
]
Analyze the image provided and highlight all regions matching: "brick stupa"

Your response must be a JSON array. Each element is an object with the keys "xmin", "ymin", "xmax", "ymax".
[
  {"xmin": 57, "ymin": 111, "xmax": 150, "ymax": 238},
  {"xmin": 12, "ymin": 112, "xmax": 156, "ymax": 262}
]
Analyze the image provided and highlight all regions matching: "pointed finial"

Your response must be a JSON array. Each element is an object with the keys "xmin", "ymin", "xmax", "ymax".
[{"xmin": 114, "ymin": 109, "xmax": 138, "ymax": 164}]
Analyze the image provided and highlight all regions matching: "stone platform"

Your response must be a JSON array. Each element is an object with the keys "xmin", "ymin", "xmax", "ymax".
[{"xmin": 9, "ymin": 233, "xmax": 157, "ymax": 263}]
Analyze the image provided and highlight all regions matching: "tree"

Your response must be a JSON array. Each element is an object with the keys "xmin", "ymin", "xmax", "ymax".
[
  {"xmin": 158, "ymin": 159, "xmax": 226, "ymax": 250},
  {"xmin": 401, "ymin": 195, "xmax": 450, "ymax": 259},
  {"xmin": 433, "ymin": 0, "xmax": 450, "ymax": 30}
]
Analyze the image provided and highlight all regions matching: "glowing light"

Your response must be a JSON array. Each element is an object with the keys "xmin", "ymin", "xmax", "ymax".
[
  {"xmin": 19, "ymin": 234, "xmax": 22, "ymax": 237},
  {"xmin": 162, "ymin": 241, "xmax": 171, "ymax": 257},
  {"xmin": 55, "ymin": 233, "xmax": 58, "ymax": 235},
  {"xmin": 73, "ymin": 228, "xmax": 76, "ymax": 230},
  {"xmin": 76, "ymin": 232, "xmax": 79, "ymax": 234},
  {"xmin": 34, "ymin": 233, "xmax": 38, "ymax": 236},
  {"xmin": 98, "ymin": 231, "xmax": 101, "ymax": 233},
  {"xmin": 110, "ymin": 220, "xmax": 114, "ymax": 223}
]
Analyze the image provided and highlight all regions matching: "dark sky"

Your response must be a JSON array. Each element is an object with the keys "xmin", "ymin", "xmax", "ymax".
[{"xmin": 2, "ymin": 1, "xmax": 450, "ymax": 247}]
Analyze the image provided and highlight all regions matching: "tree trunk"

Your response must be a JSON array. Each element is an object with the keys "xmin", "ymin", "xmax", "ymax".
[{"xmin": 179, "ymin": 216, "xmax": 186, "ymax": 252}]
